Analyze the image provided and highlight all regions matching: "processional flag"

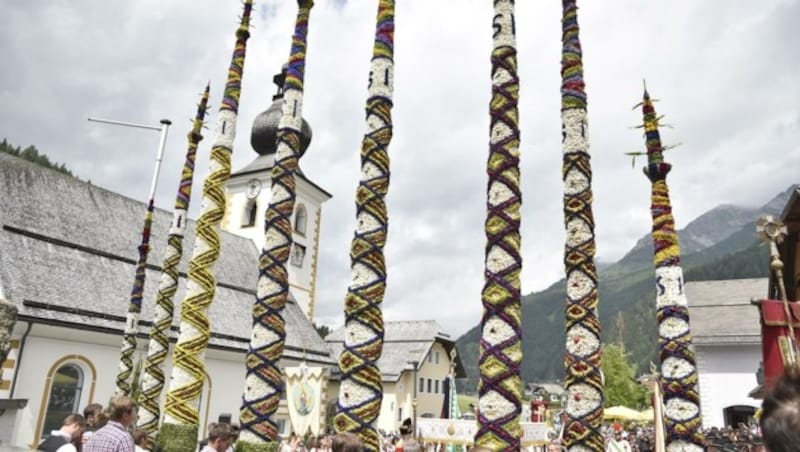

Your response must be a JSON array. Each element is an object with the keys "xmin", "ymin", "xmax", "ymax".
[
  {"xmin": 754, "ymin": 215, "xmax": 799, "ymax": 392},
  {"xmin": 159, "ymin": 2, "xmax": 252, "ymax": 450},
  {"xmin": 634, "ymin": 86, "xmax": 704, "ymax": 451},
  {"xmin": 560, "ymin": 0, "xmax": 604, "ymax": 450},
  {"xmin": 136, "ymin": 84, "xmax": 210, "ymax": 447},
  {"xmin": 476, "ymin": 0, "xmax": 523, "ymax": 450},
  {"xmin": 238, "ymin": 0, "xmax": 315, "ymax": 447},
  {"xmin": 333, "ymin": 1, "xmax": 395, "ymax": 450}
]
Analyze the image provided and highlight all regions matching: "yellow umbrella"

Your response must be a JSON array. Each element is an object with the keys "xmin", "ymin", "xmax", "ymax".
[
  {"xmin": 638, "ymin": 407, "xmax": 655, "ymax": 423},
  {"xmin": 603, "ymin": 405, "xmax": 641, "ymax": 421}
]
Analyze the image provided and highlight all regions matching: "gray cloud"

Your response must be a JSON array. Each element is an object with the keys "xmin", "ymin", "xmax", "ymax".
[{"xmin": 1, "ymin": 0, "xmax": 797, "ymax": 338}]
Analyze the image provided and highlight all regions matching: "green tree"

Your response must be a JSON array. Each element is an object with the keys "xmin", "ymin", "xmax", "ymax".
[
  {"xmin": 601, "ymin": 343, "xmax": 648, "ymax": 409},
  {"xmin": 0, "ymin": 138, "xmax": 74, "ymax": 176}
]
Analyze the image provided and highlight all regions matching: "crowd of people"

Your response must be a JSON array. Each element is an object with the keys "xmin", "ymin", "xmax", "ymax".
[{"xmin": 36, "ymin": 370, "xmax": 800, "ymax": 452}]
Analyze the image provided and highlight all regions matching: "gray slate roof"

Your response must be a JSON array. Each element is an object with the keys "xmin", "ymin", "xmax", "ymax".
[
  {"xmin": 326, "ymin": 320, "xmax": 466, "ymax": 381},
  {"xmin": 685, "ymin": 278, "xmax": 767, "ymax": 345},
  {"xmin": 0, "ymin": 153, "xmax": 333, "ymax": 364}
]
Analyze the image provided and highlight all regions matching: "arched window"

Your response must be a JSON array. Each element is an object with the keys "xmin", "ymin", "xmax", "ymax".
[
  {"xmin": 242, "ymin": 199, "xmax": 257, "ymax": 227},
  {"xmin": 294, "ymin": 204, "xmax": 308, "ymax": 235},
  {"xmin": 41, "ymin": 364, "xmax": 83, "ymax": 438}
]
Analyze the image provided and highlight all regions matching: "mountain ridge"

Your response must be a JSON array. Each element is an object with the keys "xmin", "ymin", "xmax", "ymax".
[{"xmin": 455, "ymin": 184, "xmax": 797, "ymax": 390}]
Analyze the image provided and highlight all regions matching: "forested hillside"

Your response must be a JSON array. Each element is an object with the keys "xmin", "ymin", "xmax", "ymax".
[{"xmin": 456, "ymin": 186, "xmax": 796, "ymax": 392}]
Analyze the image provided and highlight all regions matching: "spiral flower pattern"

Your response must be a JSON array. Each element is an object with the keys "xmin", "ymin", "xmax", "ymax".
[
  {"xmin": 474, "ymin": 1, "xmax": 523, "ymax": 451},
  {"xmin": 162, "ymin": 0, "xmax": 252, "ymax": 435},
  {"xmin": 333, "ymin": 2, "xmax": 394, "ymax": 451},
  {"xmin": 561, "ymin": 1, "xmax": 604, "ymax": 450},
  {"xmin": 136, "ymin": 85, "xmax": 209, "ymax": 447},
  {"xmin": 639, "ymin": 89, "xmax": 704, "ymax": 451},
  {"xmin": 238, "ymin": 1, "xmax": 314, "ymax": 447},
  {"xmin": 116, "ymin": 200, "xmax": 155, "ymax": 396}
]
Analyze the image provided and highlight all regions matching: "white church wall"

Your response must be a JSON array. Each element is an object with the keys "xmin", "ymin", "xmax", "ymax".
[
  {"xmin": 4, "ymin": 324, "xmax": 333, "ymax": 448},
  {"xmin": 696, "ymin": 344, "xmax": 760, "ymax": 429}
]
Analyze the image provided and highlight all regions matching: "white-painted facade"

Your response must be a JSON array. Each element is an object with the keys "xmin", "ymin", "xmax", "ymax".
[
  {"xmin": 0, "ymin": 322, "xmax": 329, "ymax": 450},
  {"xmin": 695, "ymin": 344, "xmax": 761, "ymax": 429},
  {"xmin": 224, "ymin": 164, "xmax": 330, "ymax": 322}
]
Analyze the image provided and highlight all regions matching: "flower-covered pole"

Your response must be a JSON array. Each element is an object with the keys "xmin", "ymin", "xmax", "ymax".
[
  {"xmin": 475, "ymin": 0, "xmax": 522, "ymax": 450},
  {"xmin": 560, "ymin": 0, "xmax": 604, "ymax": 450},
  {"xmin": 159, "ymin": 2, "xmax": 252, "ymax": 450},
  {"xmin": 636, "ymin": 87, "xmax": 704, "ymax": 451},
  {"xmin": 333, "ymin": 1, "xmax": 394, "ymax": 450},
  {"xmin": 116, "ymin": 118, "xmax": 171, "ymax": 396},
  {"xmin": 136, "ymin": 85, "xmax": 210, "ymax": 447},
  {"xmin": 237, "ymin": 1, "xmax": 314, "ymax": 450}
]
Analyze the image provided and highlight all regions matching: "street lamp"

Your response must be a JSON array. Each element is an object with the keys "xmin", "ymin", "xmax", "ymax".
[
  {"xmin": 88, "ymin": 117, "xmax": 172, "ymax": 198},
  {"xmin": 409, "ymin": 360, "xmax": 419, "ymax": 434},
  {"xmin": 88, "ymin": 116, "xmax": 171, "ymax": 394}
]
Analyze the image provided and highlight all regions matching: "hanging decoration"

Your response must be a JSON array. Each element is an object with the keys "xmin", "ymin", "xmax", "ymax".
[
  {"xmin": 333, "ymin": 1, "xmax": 394, "ymax": 450},
  {"xmin": 634, "ymin": 86, "xmax": 704, "ymax": 451},
  {"xmin": 159, "ymin": 2, "xmax": 252, "ymax": 450},
  {"xmin": 560, "ymin": 0, "xmax": 604, "ymax": 450},
  {"xmin": 475, "ymin": 0, "xmax": 522, "ymax": 450},
  {"xmin": 136, "ymin": 85, "xmax": 210, "ymax": 447},
  {"xmin": 238, "ymin": 1, "xmax": 314, "ymax": 448}
]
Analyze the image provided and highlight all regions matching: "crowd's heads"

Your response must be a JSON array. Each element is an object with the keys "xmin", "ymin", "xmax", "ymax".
[
  {"xmin": 107, "ymin": 395, "xmax": 136, "ymax": 425},
  {"xmin": 207, "ymin": 422, "xmax": 236, "ymax": 451},
  {"xmin": 61, "ymin": 413, "xmax": 86, "ymax": 440},
  {"xmin": 399, "ymin": 417, "xmax": 413, "ymax": 436},
  {"xmin": 83, "ymin": 403, "xmax": 104, "ymax": 428},
  {"xmin": 760, "ymin": 368, "xmax": 800, "ymax": 452},
  {"xmin": 132, "ymin": 428, "xmax": 148, "ymax": 447},
  {"xmin": 331, "ymin": 432, "xmax": 363, "ymax": 452}
]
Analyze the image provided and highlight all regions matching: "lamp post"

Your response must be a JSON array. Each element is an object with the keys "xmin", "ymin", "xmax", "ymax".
[
  {"xmin": 409, "ymin": 360, "xmax": 419, "ymax": 434},
  {"xmin": 88, "ymin": 117, "xmax": 172, "ymax": 197},
  {"xmin": 88, "ymin": 116, "xmax": 171, "ymax": 395}
]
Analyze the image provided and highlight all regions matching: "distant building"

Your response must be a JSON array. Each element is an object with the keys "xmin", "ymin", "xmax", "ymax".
[
  {"xmin": 525, "ymin": 382, "xmax": 565, "ymax": 405},
  {"xmin": 325, "ymin": 320, "xmax": 466, "ymax": 433},
  {"xmin": 687, "ymin": 278, "xmax": 765, "ymax": 429}
]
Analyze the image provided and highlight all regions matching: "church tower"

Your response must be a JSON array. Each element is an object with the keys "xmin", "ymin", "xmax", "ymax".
[{"xmin": 223, "ymin": 66, "xmax": 331, "ymax": 321}]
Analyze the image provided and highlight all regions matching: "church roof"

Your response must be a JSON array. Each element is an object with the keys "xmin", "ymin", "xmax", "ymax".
[
  {"xmin": 230, "ymin": 153, "xmax": 332, "ymax": 200},
  {"xmin": 685, "ymin": 278, "xmax": 767, "ymax": 345},
  {"xmin": 326, "ymin": 320, "xmax": 466, "ymax": 381},
  {"xmin": 0, "ymin": 153, "xmax": 333, "ymax": 365}
]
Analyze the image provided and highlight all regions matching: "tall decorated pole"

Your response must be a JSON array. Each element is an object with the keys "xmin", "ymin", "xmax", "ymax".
[
  {"xmin": 116, "ymin": 118, "xmax": 171, "ymax": 396},
  {"xmin": 635, "ymin": 87, "xmax": 704, "ymax": 451},
  {"xmin": 475, "ymin": 0, "xmax": 522, "ymax": 450},
  {"xmin": 333, "ymin": 1, "xmax": 394, "ymax": 450},
  {"xmin": 237, "ymin": 1, "xmax": 314, "ymax": 450},
  {"xmin": 560, "ymin": 0, "xmax": 604, "ymax": 450},
  {"xmin": 136, "ymin": 85, "xmax": 210, "ymax": 447},
  {"xmin": 159, "ymin": 3, "xmax": 252, "ymax": 450}
]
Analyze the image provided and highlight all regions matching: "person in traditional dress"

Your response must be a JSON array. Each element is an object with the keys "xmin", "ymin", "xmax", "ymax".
[{"xmin": 604, "ymin": 430, "xmax": 632, "ymax": 452}]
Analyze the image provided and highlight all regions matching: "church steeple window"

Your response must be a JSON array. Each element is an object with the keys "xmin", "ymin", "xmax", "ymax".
[
  {"xmin": 242, "ymin": 199, "xmax": 257, "ymax": 228},
  {"xmin": 294, "ymin": 204, "xmax": 308, "ymax": 235}
]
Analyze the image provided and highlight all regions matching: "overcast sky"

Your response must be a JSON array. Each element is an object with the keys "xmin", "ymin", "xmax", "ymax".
[{"xmin": 1, "ymin": 0, "xmax": 798, "ymax": 338}]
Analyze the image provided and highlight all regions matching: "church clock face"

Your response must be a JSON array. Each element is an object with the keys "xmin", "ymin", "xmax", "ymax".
[{"xmin": 245, "ymin": 178, "xmax": 262, "ymax": 199}]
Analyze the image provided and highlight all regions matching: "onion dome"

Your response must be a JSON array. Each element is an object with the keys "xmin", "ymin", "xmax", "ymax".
[{"xmin": 250, "ymin": 65, "xmax": 313, "ymax": 156}]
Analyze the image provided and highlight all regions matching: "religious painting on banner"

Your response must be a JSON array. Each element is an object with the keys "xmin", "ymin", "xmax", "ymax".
[
  {"xmin": 285, "ymin": 363, "xmax": 329, "ymax": 436},
  {"xmin": 755, "ymin": 298, "xmax": 800, "ymax": 391}
]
